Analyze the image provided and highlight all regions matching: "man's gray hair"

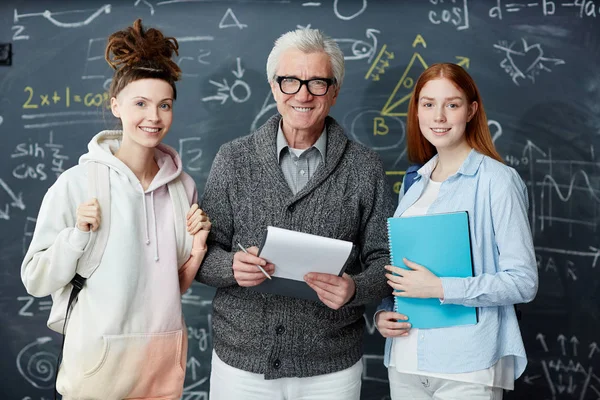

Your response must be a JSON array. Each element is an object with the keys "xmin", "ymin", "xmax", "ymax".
[{"xmin": 266, "ymin": 29, "xmax": 345, "ymax": 89}]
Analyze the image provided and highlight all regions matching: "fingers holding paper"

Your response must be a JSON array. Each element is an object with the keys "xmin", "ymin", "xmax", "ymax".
[
  {"xmin": 385, "ymin": 258, "xmax": 444, "ymax": 299},
  {"xmin": 304, "ymin": 272, "xmax": 356, "ymax": 310},
  {"xmin": 375, "ymin": 311, "xmax": 411, "ymax": 338},
  {"xmin": 233, "ymin": 246, "xmax": 275, "ymax": 287}
]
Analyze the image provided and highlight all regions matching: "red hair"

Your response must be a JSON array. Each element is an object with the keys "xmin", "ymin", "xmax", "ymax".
[{"xmin": 406, "ymin": 63, "xmax": 503, "ymax": 164}]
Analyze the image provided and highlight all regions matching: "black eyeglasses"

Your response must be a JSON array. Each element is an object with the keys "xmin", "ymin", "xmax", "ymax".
[{"xmin": 275, "ymin": 76, "xmax": 336, "ymax": 96}]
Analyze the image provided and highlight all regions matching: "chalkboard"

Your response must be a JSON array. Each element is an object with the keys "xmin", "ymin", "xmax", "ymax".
[{"xmin": 1, "ymin": 1, "xmax": 599, "ymax": 399}]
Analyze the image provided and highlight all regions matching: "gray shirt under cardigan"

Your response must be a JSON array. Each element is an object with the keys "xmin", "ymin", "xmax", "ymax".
[{"xmin": 197, "ymin": 114, "xmax": 395, "ymax": 379}]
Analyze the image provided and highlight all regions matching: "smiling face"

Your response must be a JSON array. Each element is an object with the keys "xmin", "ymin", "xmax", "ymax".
[
  {"xmin": 417, "ymin": 78, "xmax": 478, "ymax": 154},
  {"xmin": 110, "ymin": 78, "xmax": 174, "ymax": 150},
  {"xmin": 270, "ymin": 49, "xmax": 339, "ymax": 139}
]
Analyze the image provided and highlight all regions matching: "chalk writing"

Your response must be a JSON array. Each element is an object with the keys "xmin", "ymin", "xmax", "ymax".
[{"xmin": 494, "ymin": 39, "xmax": 565, "ymax": 85}]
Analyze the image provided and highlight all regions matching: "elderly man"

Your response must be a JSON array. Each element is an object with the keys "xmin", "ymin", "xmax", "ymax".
[{"xmin": 197, "ymin": 28, "xmax": 394, "ymax": 400}]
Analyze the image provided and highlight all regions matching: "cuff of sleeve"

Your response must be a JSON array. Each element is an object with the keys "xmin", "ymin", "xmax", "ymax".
[
  {"xmin": 440, "ymin": 277, "xmax": 465, "ymax": 305},
  {"xmin": 373, "ymin": 309, "xmax": 385, "ymax": 330},
  {"xmin": 344, "ymin": 275, "xmax": 363, "ymax": 307},
  {"xmin": 68, "ymin": 227, "xmax": 91, "ymax": 251}
]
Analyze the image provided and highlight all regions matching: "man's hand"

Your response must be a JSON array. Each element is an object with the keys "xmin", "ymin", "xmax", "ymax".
[
  {"xmin": 304, "ymin": 272, "xmax": 356, "ymax": 310},
  {"xmin": 375, "ymin": 311, "xmax": 411, "ymax": 338},
  {"xmin": 232, "ymin": 246, "xmax": 275, "ymax": 287}
]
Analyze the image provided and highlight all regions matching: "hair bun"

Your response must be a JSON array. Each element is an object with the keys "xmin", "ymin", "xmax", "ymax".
[{"xmin": 105, "ymin": 19, "xmax": 180, "ymax": 79}]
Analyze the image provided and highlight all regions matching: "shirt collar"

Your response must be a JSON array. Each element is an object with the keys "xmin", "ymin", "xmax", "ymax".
[
  {"xmin": 277, "ymin": 121, "xmax": 327, "ymax": 161},
  {"xmin": 417, "ymin": 148, "xmax": 485, "ymax": 178}
]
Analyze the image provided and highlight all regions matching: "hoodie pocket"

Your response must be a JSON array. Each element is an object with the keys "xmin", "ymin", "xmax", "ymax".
[{"xmin": 81, "ymin": 330, "xmax": 186, "ymax": 399}]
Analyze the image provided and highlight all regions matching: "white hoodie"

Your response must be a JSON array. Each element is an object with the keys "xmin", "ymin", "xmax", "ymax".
[{"xmin": 21, "ymin": 130, "xmax": 202, "ymax": 400}]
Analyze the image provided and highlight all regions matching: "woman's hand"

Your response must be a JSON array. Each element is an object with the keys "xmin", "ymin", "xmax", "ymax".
[
  {"xmin": 76, "ymin": 198, "xmax": 101, "ymax": 232},
  {"xmin": 376, "ymin": 311, "xmax": 411, "ymax": 338},
  {"xmin": 385, "ymin": 258, "xmax": 444, "ymax": 299},
  {"xmin": 186, "ymin": 204, "xmax": 211, "ymax": 235}
]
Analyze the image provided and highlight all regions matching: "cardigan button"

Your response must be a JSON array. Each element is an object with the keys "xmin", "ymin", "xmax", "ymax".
[
  {"xmin": 276, "ymin": 325, "xmax": 285, "ymax": 335},
  {"xmin": 288, "ymin": 205, "xmax": 295, "ymax": 212},
  {"xmin": 273, "ymin": 359, "xmax": 281, "ymax": 369}
]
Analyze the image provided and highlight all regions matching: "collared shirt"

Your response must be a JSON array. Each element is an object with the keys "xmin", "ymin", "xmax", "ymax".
[
  {"xmin": 377, "ymin": 149, "xmax": 538, "ymax": 380},
  {"xmin": 277, "ymin": 122, "xmax": 327, "ymax": 194},
  {"xmin": 389, "ymin": 175, "xmax": 514, "ymax": 390}
]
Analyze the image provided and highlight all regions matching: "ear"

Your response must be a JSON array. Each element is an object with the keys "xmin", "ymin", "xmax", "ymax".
[
  {"xmin": 110, "ymin": 97, "xmax": 120, "ymax": 119},
  {"xmin": 467, "ymin": 101, "xmax": 478, "ymax": 122},
  {"xmin": 330, "ymin": 85, "xmax": 339, "ymax": 107},
  {"xmin": 270, "ymin": 79, "xmax": 280, "ymax": 101}
]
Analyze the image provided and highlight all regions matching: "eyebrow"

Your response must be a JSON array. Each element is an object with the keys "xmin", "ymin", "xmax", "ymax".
[
  {"xmin": 132, "ymin": 96, "xmax": 173, "ymax": 102},
  {"xmin": 280, "ymin": 75, "xmax": 331, "ymax": 80},
  {"xmin": 419, "ymin": 96, "xmax": 463, "ymax": 101}
]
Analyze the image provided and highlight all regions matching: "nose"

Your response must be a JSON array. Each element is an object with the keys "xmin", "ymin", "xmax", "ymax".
[
  {"xmin": 146, "ymin": 106, "xmax": 160, "ymax": 122},
  {"xmin": 434, "ymin": 106, "xmax": 446, "ymax": 122},
  {"xmin": 294, "ymin": 82, "xmax": 313, "ymax": 102}
]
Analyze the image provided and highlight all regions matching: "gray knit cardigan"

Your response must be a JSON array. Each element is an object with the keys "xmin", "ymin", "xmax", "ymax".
[{"xmin": 197, "ymin": 114, "xmax": 395, "ymax": 379}]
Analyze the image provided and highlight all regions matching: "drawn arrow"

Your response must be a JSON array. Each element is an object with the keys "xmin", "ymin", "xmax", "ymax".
[
  {"xmin": 209, "ymin": 79, "xmax": 230, "ymax": 92},
  {"xmin": 536, "ymin": 333, "xmax": 549, "ymax": 352},
  {"xmin": 556, "ymin": 374, "xmax": 566, "ymax": 394},
  {"xmin": 202, "ymin": 92, "xmax": 228, "ymax": 104},
  {"xmin": 0, "ymin": 178, "xmax": 26, "ymax": 210},
  {"xmin": 523, "ymin": 375, "xmax": 540, "ymax": 385},
  {"xmin": 570, "ymin": 336, "xmax": 579, "ymax": 356},
  {"xmin": 0, "ymin": 204, "xmax": 9, "ymax": 220},
  {"xmin": 186, "ymin": 356, "xmax": 201, "ymax": 381},
  {"xmin": 567, "ymin": 375, "xmax": 577, "ymax": 394},
  {"xmin": 589, "ymin": 342, "xmax": 599, "ymax": 359},
  {"xmin": 557, "ymin": 334, "xmax": 567, "ymax": 356},
  {"xmin": 384, "ymin": 51, "xmax": 395, "ymax": 59},
  {"xmin": 455, "ymin": 56, "xmax": 470, "ymax": 69},
  {"xmin": 232, "ymin": 57, "xmax": 245, "ymax": 79},
  {"xmin": 372, "ymin": 74, "xmax": 380, "ymax": 81}
]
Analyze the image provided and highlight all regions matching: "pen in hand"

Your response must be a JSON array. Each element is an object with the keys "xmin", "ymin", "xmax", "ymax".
[{"xmin": 236, "ymin": 242, "xmax": 272, "ymax": 280}]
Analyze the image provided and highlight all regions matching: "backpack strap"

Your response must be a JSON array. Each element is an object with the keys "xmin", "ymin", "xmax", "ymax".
[
  {"xmin": 76, "ymin": 162, "xmax": 111, "ymax": 278},
  {"xmin": 167, "ymin": 177, "xmax": 193, "ymax": 267},
  {"xmin": 54, "ymin": 162, "xmax": 111, "ymax": 399},
  {"xmin": 403, "ymin": 164, "xmax": 422, "ymax": 194}
]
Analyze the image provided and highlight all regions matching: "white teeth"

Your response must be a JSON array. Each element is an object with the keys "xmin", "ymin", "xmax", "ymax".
[
  {"xmin": 432, "ymin": 128, "xmax": 450, "ymax": 133},
  {"xmin": 293, "ymin": 107, "xmax": 311, "ymax": 112},
  {"xmin": 140, "ymin": 127, "xmax": 160, "ymax": 133}
]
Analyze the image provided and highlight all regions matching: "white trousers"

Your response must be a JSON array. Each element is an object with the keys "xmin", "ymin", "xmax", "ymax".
[
  {"xmin": 388, "ymin": 369, "xmax": 504, "ymax": 400},
  {"xmin": 209, "ymin": 350, "xmax": 363, "ymax": 400}
]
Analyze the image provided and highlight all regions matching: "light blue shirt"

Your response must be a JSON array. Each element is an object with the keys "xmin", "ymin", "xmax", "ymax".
[
  {"xmin": 277, "ymin": 124, "xmax": 326, "ymax": 194},
  {"xmin": 377, "ymin": 149, "xmax": 538, "ymax": 380}
]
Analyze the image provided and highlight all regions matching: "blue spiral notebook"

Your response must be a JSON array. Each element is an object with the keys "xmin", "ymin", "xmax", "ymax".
[{"xmin": 387, "ymin": 211, "xmax": 478, "ymax": 329}]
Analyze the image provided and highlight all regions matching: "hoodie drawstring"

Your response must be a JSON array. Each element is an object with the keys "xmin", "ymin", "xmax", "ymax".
[
  {"xmin": 151, "ymin": 191, "xmax": 159, "ymax": 262},
  {"xmin": 139, "ymin": 183, "xmax": 159, "ymax": 262},
  {"xmin": 140, "ymin": 183, "xmax": 151, "ymax": 245}
]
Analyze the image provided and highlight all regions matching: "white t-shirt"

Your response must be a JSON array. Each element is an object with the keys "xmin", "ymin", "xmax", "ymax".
[{"xmin": 389, "ymin": 177, "xmax": 515, "ymax": 390}]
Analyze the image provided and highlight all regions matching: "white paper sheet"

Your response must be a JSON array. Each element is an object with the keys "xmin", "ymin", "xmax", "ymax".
[{"xmin": 258, "ymin": 226, "xmax": 354, "ymax": 281}]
